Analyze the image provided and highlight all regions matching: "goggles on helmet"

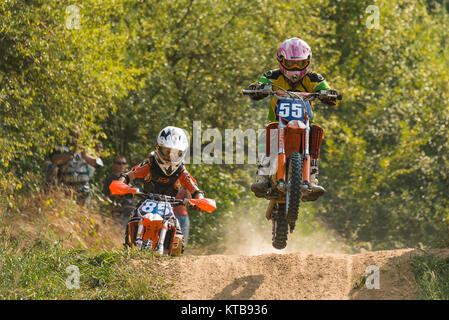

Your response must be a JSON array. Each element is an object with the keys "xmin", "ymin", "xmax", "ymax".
[
  {"xmin": 278, "ymin": 56, "xmax": 310, "ymax": 71},
  {"xmin": 156, "ymin": 145, "xmax": 184, "ymax": 163}
]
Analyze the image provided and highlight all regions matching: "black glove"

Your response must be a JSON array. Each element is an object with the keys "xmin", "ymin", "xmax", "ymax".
[
  {"xmin": 318, "ymin": 89, "xmax": 338, "ymax": 105},
  {"xmin": 189, "ymin": 204, "xmax": 201, "ymax": 211},
  {"xmin": 248, "ymin": 84, "xmax": 268, "ymax": 101}
]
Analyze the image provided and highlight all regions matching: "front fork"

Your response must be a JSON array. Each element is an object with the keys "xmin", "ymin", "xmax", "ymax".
[
  {"xmin": 302, "ymin": 121, "xmax": 311, "ymax": 184},
  {"xmin": 276, "ymin": 120, "xmax": 311, "ymax": 188},
  {"xmin": 156, "ymin": 221, "xmax": 169, "ymax": 255},
  {"xmin": 136, "ymin": 223, "xmax": 145, "ymax": 250},
  {"xmin": 276, "ymin": 127, "xmax": 286, "ymax": 185}
]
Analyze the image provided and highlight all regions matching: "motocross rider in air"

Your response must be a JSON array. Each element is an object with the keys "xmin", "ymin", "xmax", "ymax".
[
  {"xmin": 117, "ymin": 126, "xmax": 205, "ymax": 246},
  {"xmin": 247, "ymin": 37, "xmax": 339, "ymax": 201}
]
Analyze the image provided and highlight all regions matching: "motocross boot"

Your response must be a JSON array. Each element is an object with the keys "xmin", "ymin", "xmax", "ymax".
[
  {"xmin": 251, "ymin": 174, "xmax": 270, "ymax": 197},
  {"xmin": 301, "ymin": 162, "xmax": 325, "ymax": 202},
  {"xmin": 251, "ymin": 154, "xmax": 272, "ymax": 197}
]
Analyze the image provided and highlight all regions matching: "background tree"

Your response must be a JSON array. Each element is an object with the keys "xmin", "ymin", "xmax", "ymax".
[{"xmin": 1, "ymin": 0, "xmax": 448, "ymax": 250}]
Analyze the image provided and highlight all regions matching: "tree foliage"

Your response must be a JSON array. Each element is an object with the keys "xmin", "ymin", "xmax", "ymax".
[{"xmin": 1, "ymin": 0, "xmax": 448, "ymax": 249}]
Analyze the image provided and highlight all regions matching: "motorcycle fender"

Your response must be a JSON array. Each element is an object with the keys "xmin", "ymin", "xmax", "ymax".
[
  {"xmin": 286, "ymin": 123, "xmax": 305, "ymax": 158},
  {"xmin": 142, "ymin": 218, "xmax": 163, "ymax": 250},
  {"xmin": 287, "ymin": 120, "xmax": 306, "ymax": 131},
  {"xmin": 142, "ymin": 213, "xmax": 163, "ymax": 221}
]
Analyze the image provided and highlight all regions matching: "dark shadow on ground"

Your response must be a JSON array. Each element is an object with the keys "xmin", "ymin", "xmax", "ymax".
[{"xmin": 212, "ymin": 275, "xmax": 265, "ymax": 300}]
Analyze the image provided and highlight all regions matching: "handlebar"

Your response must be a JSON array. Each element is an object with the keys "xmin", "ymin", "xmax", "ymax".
[
  {"xmin": 134, "ymin": 191, "xmax": 177, "ymax": 201},
  {"xmin": 108, "ymin": 181, "xmax": 216, "ymax": 212},
  {"xmin": 135, "ymin": 191, "xmax": 216, "ymax": 212},
  {"xmin": 241, "ymin": 89, "xmax": 342, "ymax": 101},
  {"xmin": 135, "ymin": 191, "xmax": 205, "ymax": 209}
]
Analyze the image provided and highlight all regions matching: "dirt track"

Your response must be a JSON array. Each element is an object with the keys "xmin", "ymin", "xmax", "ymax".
[
  {"xmin": 163, "ymin": 248, "xmax": 449, "ymax": 300},
  {"xmin": 17, "ymin": 195, "xmax": 448, "ymax": 300}
]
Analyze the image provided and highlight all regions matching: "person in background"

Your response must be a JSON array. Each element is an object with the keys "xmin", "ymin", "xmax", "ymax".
[
  {"xmin": 88, "ymin": 142, "xmax": 104, "ymax": 179},
  {"xmin": 103, "ymin": 155, "xmax": 134, "ymax": 225},
  {"xmin": 174, "ymin": 186, "xmax": 191, "ymax": 246},
  {"xmin": 48, "ymin": 126, "xmax": 103, "ymax": 207}
]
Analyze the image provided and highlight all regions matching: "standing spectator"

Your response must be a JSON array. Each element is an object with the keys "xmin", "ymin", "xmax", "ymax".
[
  {"xmin": 49, "ymin": 126, "xmax": 103, "ymax": 207},
  {"xmin": 103, "ymin": 155, "xmax": 134, "ymax": 225},
  {"xmin": 174, "ymin": 186, "xmax": 191, "ymax": 246},
  {"xmin": 88, "ymin": 142, "xmax": 104, "ymax": 179}
]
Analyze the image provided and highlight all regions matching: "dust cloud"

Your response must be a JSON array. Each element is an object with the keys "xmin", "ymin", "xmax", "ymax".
[{"xmin": 221, "ymin": 203, "xmax": 350, "ymax": 256}]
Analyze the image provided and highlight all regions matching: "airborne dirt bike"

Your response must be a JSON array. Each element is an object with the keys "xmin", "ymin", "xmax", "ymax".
[
  {"xmin": 242, "ymin": 83, "xmax": 342, "ymax": 249},
  {"xmin": 109, "ymin": 180, "xmax": 216, "ymax": 256}
]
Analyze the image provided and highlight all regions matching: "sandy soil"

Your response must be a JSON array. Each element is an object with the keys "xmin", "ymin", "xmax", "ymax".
[
  {"xmin": 11, "ymin": 191, "xmax": 449, "ymax": 300},
  {"xmin": 163, "ymin": 248, "xmax": 449, "ymax": 300}
]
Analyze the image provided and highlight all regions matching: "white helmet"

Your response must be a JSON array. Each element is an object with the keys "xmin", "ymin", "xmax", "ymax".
[{"xmin": 154, "ymin": 126, "xmax": 189, "ymax": 176}]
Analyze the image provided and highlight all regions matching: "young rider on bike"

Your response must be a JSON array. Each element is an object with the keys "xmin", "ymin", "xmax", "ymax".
[
  {"xmin": 247, "ymin": 37, "xmax": 340, "ymax": 201},
  {"xmin": 117, "ymin": 126, "xmax": 205, "ymax": 245}
]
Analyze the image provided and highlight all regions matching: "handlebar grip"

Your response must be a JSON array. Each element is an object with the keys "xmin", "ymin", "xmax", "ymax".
[
  {"xmin": 337, "ymin": 94, "xmax": 343, "ymax": 100},
  {"xmin": 241, "ymin": 89, "xmax": 269, "ymax": 95}
]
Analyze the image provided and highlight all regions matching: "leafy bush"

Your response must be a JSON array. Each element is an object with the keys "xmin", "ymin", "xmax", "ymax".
[{"xmin": 410, "ymin": 255, "xmax": 449, "ymax": 300}]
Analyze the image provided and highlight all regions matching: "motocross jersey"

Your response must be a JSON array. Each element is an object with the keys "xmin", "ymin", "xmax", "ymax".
[
  {"xmin": 124, "ymin": 152, "xmax": 202, "ymax": 198},
  {"xmin": 251, "ymin": 69, "xmax": 335, "ymax": 121},
  {"xmin": 60, "ymin": 152, "xmax": 90, "ymax": 184}
]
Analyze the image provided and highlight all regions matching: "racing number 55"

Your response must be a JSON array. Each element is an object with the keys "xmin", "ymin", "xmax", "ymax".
[{"xmin": 277, "ymin": 102, "xmax": 303, "ymax": 118}]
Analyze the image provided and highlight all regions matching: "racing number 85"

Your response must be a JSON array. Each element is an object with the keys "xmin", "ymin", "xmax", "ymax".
[{"xmin": 140, "ymin": 201, "xmax": 168, "ymax": 215}]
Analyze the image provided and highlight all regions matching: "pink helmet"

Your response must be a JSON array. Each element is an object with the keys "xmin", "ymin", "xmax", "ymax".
[{"xmin": 277, "ymin": 38, "xmax": 312, "ymax": 83}]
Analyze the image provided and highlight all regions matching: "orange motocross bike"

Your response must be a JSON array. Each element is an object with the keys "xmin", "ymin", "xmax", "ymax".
[
  {"xmin": 242, "ymin": 82, "xmax": 342, "ymax": 249},
  {"xmin": 109, "ymin": 180, "xmax": 216, "ymax": 256}
]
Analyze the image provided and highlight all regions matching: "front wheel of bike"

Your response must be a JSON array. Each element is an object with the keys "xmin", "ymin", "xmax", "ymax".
[
  {"xmin": 286, "ymin": 152, "xmax": 303, "ymax": 232},
  {"xmin": 170, "ymin": 234, "xmax": 184, "ymax": 256},
  {"xmin": 272, "ymin": 203, "xmax": 288, "ymax": 249}
]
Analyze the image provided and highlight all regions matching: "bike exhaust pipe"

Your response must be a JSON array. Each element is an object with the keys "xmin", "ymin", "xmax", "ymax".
[{"xmin": 265, "ymin": 199, "xmax": 276, "ymax": 220}]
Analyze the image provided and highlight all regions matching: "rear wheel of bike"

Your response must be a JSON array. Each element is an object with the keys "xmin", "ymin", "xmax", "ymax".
[
  {"xmin": 272, "ymin": 203, "xmax": 288, "ymax": 249},
  {"xmin": 286, "ymin": 152, "xmax": 302, "ymax": 232}
]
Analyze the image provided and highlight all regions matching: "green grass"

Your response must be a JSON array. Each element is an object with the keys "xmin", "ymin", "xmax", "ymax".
[
  {"xmin": 0, "ymin": 186, "xmax": 176, "ymax": 300},
  {"xmin": 353, "ymin": 274, "xmax": 368, "ymax": 290},
  {"xmin": 0, "ymin": 238, "xmax": 173, "ymax": 300},
  {"xmin": 410, "ymin": 255, "xmax": 449, "ymax": 300}
]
